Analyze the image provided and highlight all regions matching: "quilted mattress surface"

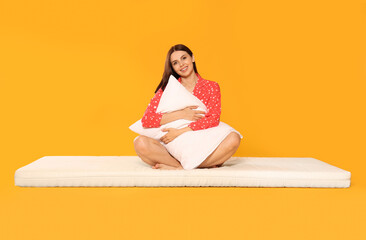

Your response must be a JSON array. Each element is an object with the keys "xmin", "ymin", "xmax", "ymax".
[{"xmin": 14, "ymin": 156, "xmax": 351, "ymax": 188}]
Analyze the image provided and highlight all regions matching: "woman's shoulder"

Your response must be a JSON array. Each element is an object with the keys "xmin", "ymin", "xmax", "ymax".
[{"xmin": 200, "ymin": 77, "xmax": 220, "ymax": 90}]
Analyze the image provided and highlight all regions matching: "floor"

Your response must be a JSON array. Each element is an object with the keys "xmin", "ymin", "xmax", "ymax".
[{"xmin": 1, "ymin": 173, "xmax": 365, "ymax": 240}]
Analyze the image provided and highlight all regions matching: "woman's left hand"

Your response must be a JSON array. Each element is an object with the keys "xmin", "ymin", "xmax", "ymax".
[{"xmin": 160, "ymin": 128, "xmax": 182, "ymax": 144}]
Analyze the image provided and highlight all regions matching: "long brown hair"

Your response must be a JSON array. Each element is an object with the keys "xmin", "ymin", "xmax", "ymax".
[{"xmin": 154, "ymin": 44, "xmax": 199, "ymax": 93}]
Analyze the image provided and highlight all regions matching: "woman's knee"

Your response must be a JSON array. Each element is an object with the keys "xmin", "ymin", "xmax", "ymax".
[
  {"xmin": 226, "ymin": 132, "xmax": 241, "ymax": 151},
  {"xmin": 134, "ymin": 136, "xmax": 151, "ymax": 154}
]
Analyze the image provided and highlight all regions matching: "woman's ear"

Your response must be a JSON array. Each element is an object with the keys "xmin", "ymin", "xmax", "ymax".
[{"xmin": 192, "ymin": 55, "xmax": 195, "ymax": 62}]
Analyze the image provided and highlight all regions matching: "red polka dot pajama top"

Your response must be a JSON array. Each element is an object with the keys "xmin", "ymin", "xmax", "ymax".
[{"xmin": 141, "ymin": 73, "xmax": 221, "ymax": 131}]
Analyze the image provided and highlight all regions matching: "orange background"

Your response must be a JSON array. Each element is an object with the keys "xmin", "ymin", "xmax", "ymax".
[{"xmin": 1, "ymin": 0, "xmax": 365, "ymax": 239}]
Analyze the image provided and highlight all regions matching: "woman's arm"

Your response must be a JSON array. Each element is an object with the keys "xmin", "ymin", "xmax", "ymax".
[
  {"xmin": 141, "ymin": 87, "xmax": 208, "ymax": 128},
  {"xmin": 141, "ymin": 89, "xmax": 164, "ymax": 128},
  {"xmin": 188, "ymin": 82, "xmax": 221, "ymax": 131},
  {"xmin": 141, "ymin": 89, "xmax": 184, "ymax": 128},
  {"xmin": 160, "ymin": 110, "xmax": 184, "ymax": 125}
]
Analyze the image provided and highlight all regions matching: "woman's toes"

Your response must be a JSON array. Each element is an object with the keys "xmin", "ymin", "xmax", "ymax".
[{"xmin": 155, "ymin": 163, "xmax": 183, "ymax": 170}]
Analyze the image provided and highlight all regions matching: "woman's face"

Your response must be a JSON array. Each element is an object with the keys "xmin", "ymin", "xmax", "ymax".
[{"xmin": 170, "ymin": 50, "xmax": 195, "ymax": 77}]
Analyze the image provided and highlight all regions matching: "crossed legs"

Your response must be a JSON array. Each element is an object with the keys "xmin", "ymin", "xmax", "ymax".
[
  {"xmin": 134, "ymin": 135, "xmax": 184, "ymax": 169},
  {"xmin": 134, "ymin": 132, "xmax": 241, "ymax": 170},
  {"xmin": 197, "ymin": 132, "xmax": 241, "ymax": 168}
]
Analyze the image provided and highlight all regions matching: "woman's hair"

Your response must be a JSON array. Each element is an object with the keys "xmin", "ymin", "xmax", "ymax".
[{"xmin": 154, "ymin": 44, "xmax": 199, "ymax": 93}]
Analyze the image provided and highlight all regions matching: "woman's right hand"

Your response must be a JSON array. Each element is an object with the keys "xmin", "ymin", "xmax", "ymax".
[{"xmin": 180, "ymin": 106, "xmax": 206, "ymax": 121}]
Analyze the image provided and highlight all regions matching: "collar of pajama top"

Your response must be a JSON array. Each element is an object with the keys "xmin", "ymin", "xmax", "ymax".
[{"xmin": 177, "ymin": 72, "xmax": 205, "ymax": 94}]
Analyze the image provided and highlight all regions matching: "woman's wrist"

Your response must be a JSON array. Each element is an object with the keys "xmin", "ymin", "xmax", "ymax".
[
  {"xmin": 160, "ymin": 110, "xmax": 182, "ymax": 125},
  {"xmin": 175, "ymin": 109, "xmax": 185, "ymax": 120},
  {"xmin": 179, "ymin": 126, "xmax": 193, "ymax": 134}
]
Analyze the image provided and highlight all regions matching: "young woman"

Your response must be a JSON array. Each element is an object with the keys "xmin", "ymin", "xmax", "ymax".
[{"xmin": 134, "ymin": 44, "xmax": 241, "ymax": 170}]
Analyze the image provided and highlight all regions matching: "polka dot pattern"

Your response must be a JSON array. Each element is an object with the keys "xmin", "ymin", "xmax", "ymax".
[
  {"xmin": 141, "ymin": 73, "xmax": 221, "ymax": 131},
  {"xmin": 141, "ymin": 88, "xmax": 164, "ymax": 128}
]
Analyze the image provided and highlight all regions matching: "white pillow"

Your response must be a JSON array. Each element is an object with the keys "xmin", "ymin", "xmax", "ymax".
[
  {"xmin": 164, "ymin": 122, "xmax": 243, "ymax": 170},
  {"xmin": 129, "ymin": 74, "xmax": 244, "ymax": 170},
  {"xmin": 156, "ymin": 75, "xmax": 207, "ymax": 113},
  {"xmin": 129, "ymin": 74, "xmax": 207, "ymax": 140}
]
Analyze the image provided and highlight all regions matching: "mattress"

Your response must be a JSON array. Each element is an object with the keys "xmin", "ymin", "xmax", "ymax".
[{"xmin": 14, "ymin": 156, "xmax": 351, "ymax": 188}]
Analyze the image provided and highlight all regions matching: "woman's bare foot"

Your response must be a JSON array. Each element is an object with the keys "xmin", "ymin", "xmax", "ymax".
[
  {"xmin": 152, "ymin": 163, "xmax": 184, "ymax": 170},
  {"xmin": 214, "ymin": 164, "xmax": 223, "ymax": 168},
  {"xmin": 152, "ymin": 163, "xmax": 222, "ymax": 170},
  {"xmin": 197, "ymin": 165, "xmax": 220, "ymax": 169},
  {"xmin": 209, "ymin": 164, "xmax": 223, "ymax": 168}
]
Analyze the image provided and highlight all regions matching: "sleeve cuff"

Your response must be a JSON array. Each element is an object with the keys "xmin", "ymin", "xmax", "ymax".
[
  {"xmin": 156, "ymin": 112, "xmax": 163, "ymax": 127},
  {"xmin": 188, "ymin": 122, "xmax": 196, "ymax": 131}
]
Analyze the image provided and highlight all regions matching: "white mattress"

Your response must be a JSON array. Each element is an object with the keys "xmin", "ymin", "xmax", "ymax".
[{"xmin": 14, "ymin": 156, "xmax": 351, "ymax": 188}]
